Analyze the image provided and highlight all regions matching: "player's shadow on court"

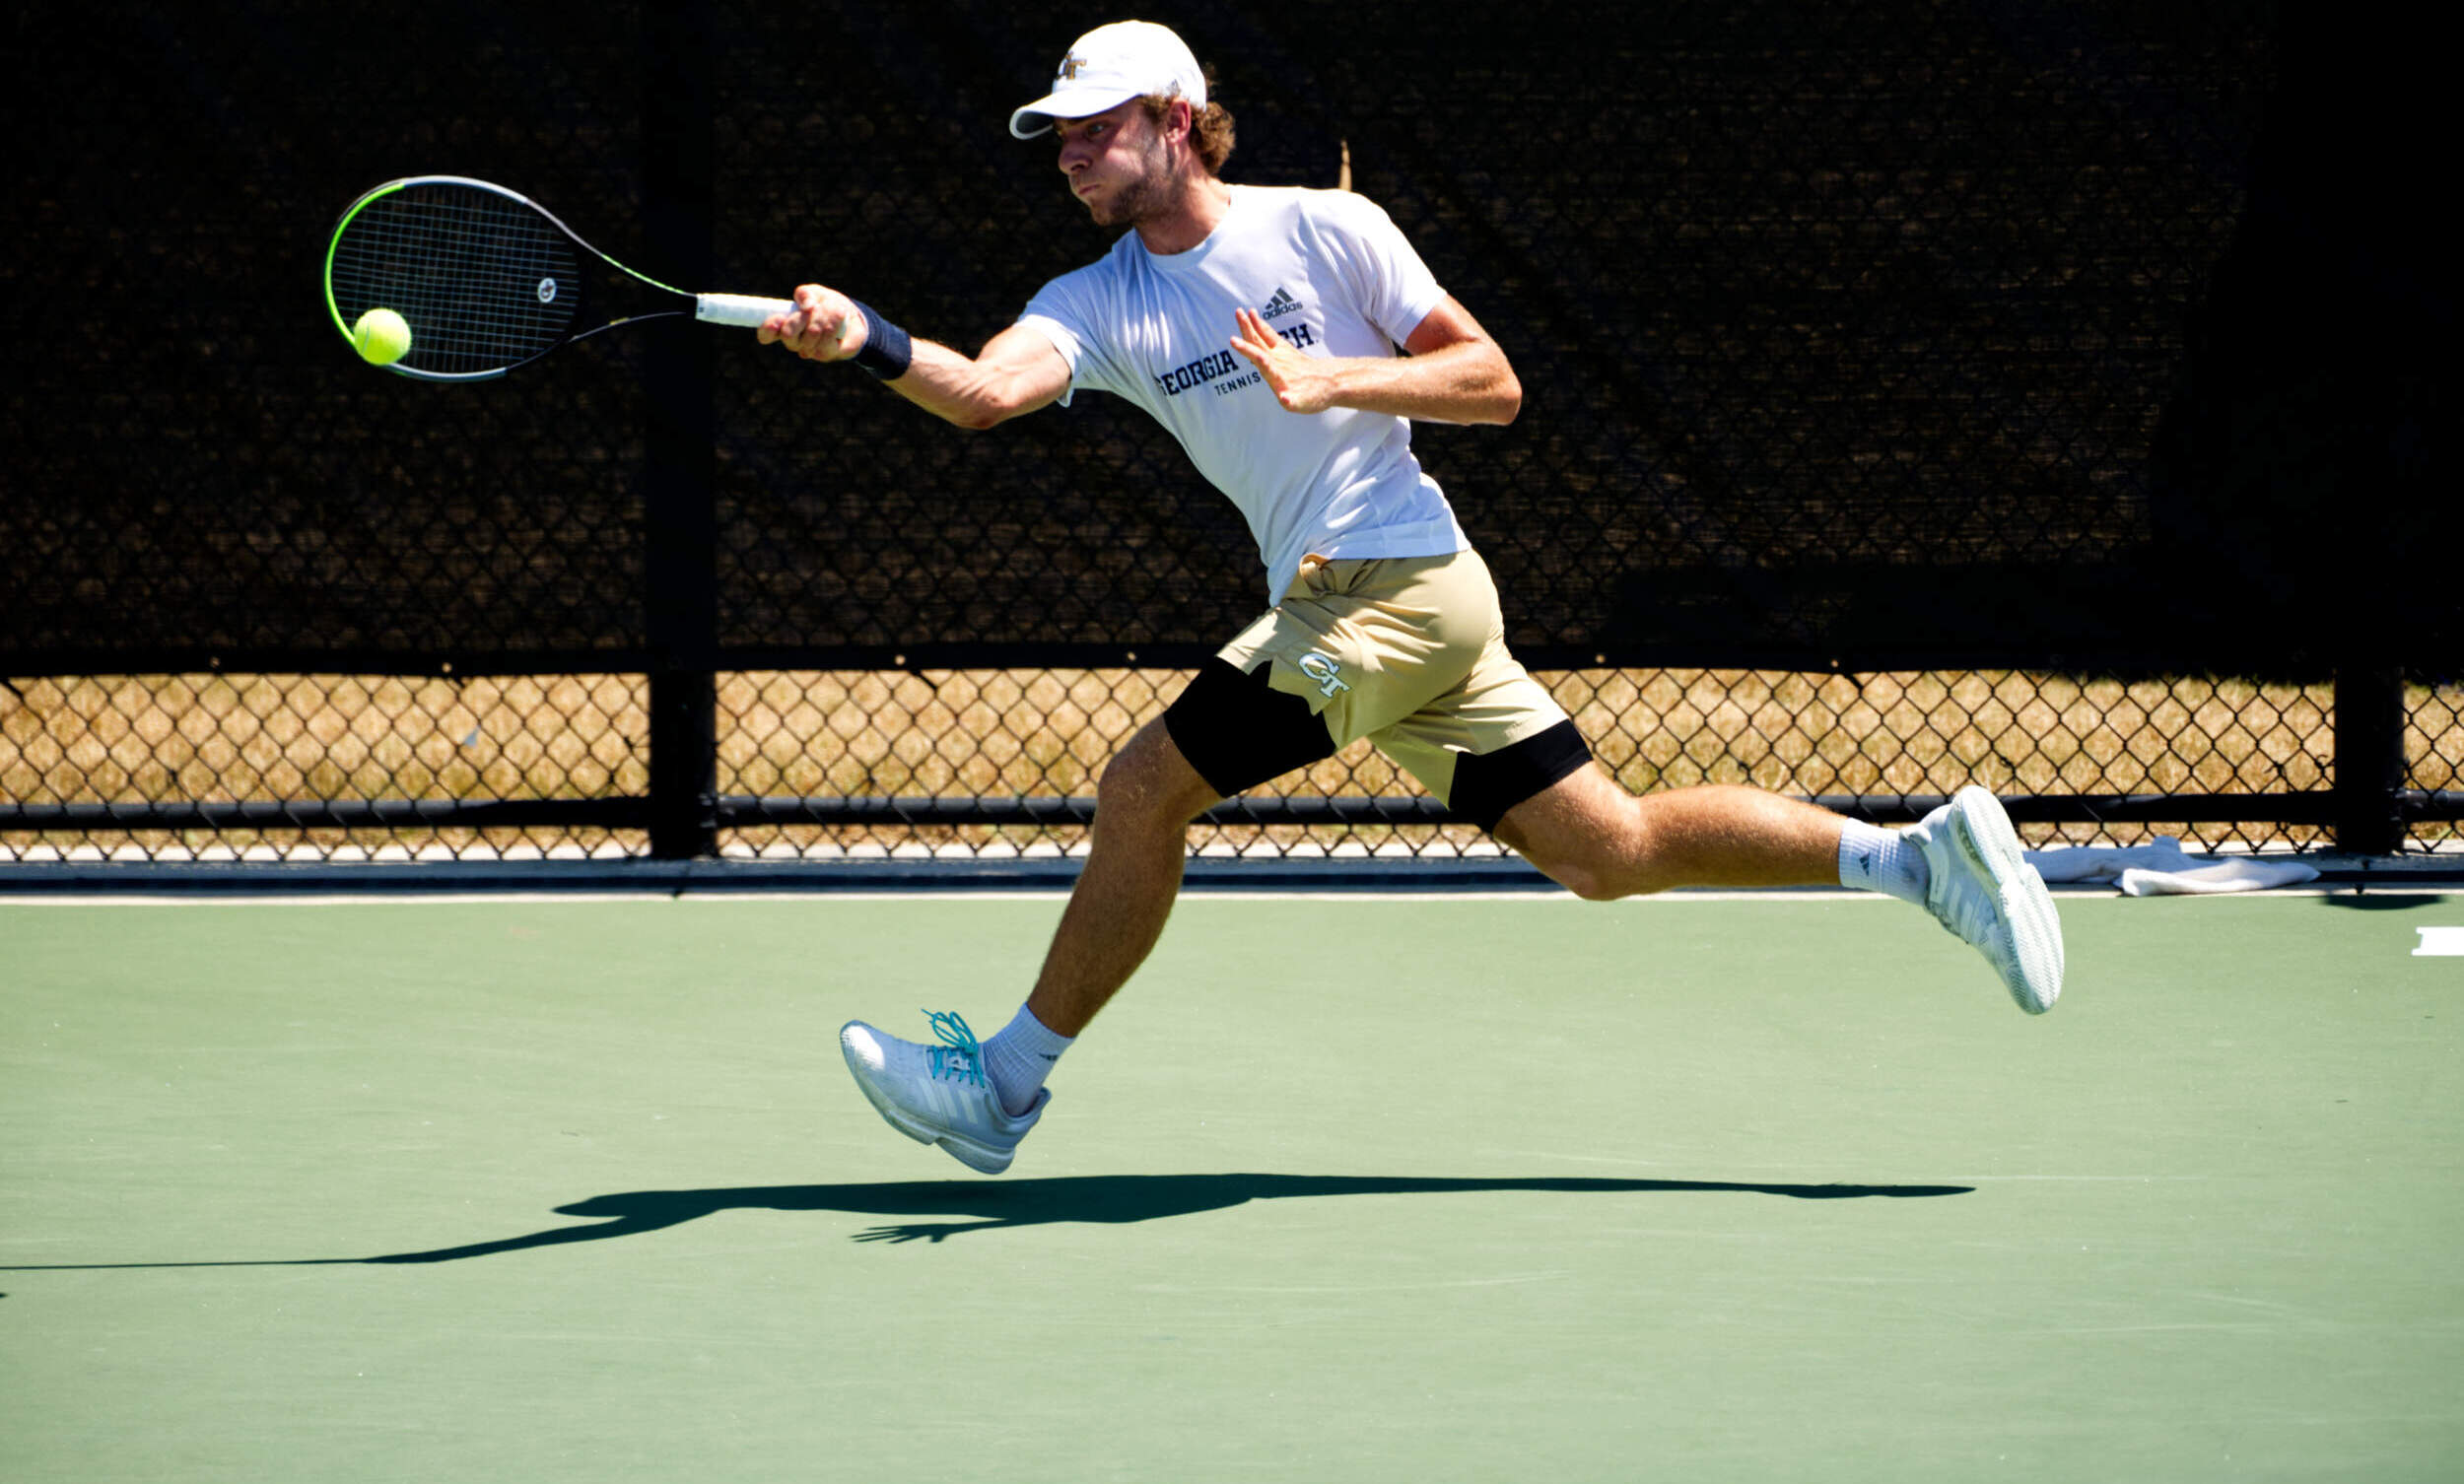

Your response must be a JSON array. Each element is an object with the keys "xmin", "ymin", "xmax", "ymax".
[
  {"xmin": 0, "ymin": 1174, "xmax": 1972, "ymax": 1267},
  {"xmin": 376, "ymin": 1173, "xmax": 1971, "ymax": 1255},
  {"xmin": 2317, "ymin": 893, "xmax": 2448, "ymax": 911}
]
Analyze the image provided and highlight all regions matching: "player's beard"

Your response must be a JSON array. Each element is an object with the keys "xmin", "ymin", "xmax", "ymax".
[{"xmin": 1085, "ymin": 134, "xmax": 1175, "ymax": 228}]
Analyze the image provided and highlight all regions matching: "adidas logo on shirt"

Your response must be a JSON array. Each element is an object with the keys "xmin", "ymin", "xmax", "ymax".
[{"xmin": 1262, "ymin": 287, "xmax": 1303, "ymax": 319}]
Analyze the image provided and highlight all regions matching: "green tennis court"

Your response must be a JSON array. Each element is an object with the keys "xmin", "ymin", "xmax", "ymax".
[{"xmin": 4, "ymin": 889, "xmax": 2459, "ymax": 1481}]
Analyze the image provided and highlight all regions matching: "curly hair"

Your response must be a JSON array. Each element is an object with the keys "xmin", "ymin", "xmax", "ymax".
[{"xmin": 1139, "ymin": 70, "xmax": 1235, "ymax": 175}]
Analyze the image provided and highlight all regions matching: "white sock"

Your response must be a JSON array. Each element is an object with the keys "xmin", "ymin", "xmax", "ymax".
[
  {"xmin": 1838, "ymin": 819, "xmax": 1929, "ymax": 907},
  {"xmin": 983, "ymin": 1003, "xmax": 1073, "ymax": 1116}
]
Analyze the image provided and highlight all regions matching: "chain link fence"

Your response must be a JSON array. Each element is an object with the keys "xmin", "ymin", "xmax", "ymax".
[
  {"xmin": 9, "ymin": 666, "xmax": 2455, "ymax": 863},
  {"xmin": 4, "ymin": 1, "xmax": 2454, "ymax": 868}
]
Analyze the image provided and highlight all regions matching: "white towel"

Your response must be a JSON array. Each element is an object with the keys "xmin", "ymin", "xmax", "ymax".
[{"xmin": 2023, "ymin": 838, "xmax": 2320, "ymax": 897}]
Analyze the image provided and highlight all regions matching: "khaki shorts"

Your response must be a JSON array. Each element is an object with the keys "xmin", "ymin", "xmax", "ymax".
[{"xmin": 1184, "ymin": 547, "xmax": 1585, "ymax": 822}]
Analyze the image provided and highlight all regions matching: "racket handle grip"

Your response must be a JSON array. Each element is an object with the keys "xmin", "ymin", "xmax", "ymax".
[{"xmin": 695, "ymin": 293, "xmax": 795, "ymax": 328}]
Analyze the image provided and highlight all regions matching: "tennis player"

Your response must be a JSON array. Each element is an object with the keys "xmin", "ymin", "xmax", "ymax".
[{"xmin": 761, "ymin": 21, "xmax": 2065, "ymax": 1175}]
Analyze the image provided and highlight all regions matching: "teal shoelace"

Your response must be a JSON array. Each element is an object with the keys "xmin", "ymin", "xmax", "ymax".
[{"xmin": 921, "ymin": 1010, "xmax": 988, "ymax": 1087}]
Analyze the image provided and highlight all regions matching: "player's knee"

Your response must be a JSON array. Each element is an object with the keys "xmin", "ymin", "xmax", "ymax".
[
  {"xmin": 1548, "ymin": 856, "xmax": 1634, "ymax": 903},
  {"xmin": 1519, "ymin": 835, "xmax": 1638, "ymax": 902},
  {"xmin": 1499, "ymin": 784, "xmax": 1651, "ymax": 901},
  {"xmin": 1093, "ymin": 741, "xmax": 1162, "ymax": 815},
  {"xmin": 1095, "ymin": 724, "xmax": 1216, "ymax": 826}
]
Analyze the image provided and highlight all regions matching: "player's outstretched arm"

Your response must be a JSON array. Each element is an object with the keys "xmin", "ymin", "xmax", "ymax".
[
  {"xmin": 759, "ymin": 284, "xmax": 1070, "ymax": 431},
  {"xmin": 1227, "ymin": 296, "xmax": 1521, "ymax": 427}
]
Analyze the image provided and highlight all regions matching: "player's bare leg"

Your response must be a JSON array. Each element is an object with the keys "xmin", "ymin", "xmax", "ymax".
[
  {"xmin": 1024, "ymin": 719, "xmax": 1223, "ymax": 1037},
  {"xmin": 1495, "ymin": 766, "xmax": 1844, "ymax": 899},
  {"xmin": 1496, "ymin": 766, "xmax": 2062, "ymax": 1011}
]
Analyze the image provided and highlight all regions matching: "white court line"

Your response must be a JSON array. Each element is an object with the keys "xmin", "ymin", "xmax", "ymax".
[
  {"xmin": 5, "ymin": 885, "xmax": 2445, "ymax": 908},
  {"xmin": 0, "ymin": 888, "xmax": 1999, "ymax": 907},
  {"xmin": 2415, "ymin": 926, "xmax": 2464, "ymax": 956},
  {"xmin": 0, "ymin": 892, "xmax": 693, "ymax": 908},
  {"xmin": 0, "ymin": 888, "xmax": 1855, "ymax": 907}
]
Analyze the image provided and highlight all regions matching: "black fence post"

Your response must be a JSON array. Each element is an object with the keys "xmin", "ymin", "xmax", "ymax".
[
  {"xmin": 2332, "ymin": 666, "xmax": 2406, "ymax": 856},
  {"xmin": 642, "ymin": 0, "xmax": 719, "ymax": 860}
]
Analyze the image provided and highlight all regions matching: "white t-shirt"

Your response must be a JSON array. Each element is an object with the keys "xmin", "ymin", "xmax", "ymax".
[{"xmin": 1017, "ymin": 184, "xmax": 1468, "ymax": 605}]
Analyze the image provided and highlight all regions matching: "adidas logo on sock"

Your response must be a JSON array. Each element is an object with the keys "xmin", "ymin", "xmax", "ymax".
[{"xmin": 1262, "ymin": 287, "xmax": 1302, "ymax": 319}]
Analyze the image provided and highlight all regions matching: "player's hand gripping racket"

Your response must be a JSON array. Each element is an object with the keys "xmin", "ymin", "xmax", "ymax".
[{"xmin": 323, "ymin": 174, "xmax": 798, "ymax": 380}]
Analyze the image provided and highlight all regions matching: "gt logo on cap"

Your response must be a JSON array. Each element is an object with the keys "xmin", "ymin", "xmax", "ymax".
[{"xmin": 1009, "ymin": 21, "xmax": 1206, "ymax": 140}]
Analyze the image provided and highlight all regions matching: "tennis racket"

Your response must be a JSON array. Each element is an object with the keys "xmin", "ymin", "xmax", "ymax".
[{"xmin": 323, "ymin": 174, "xmax": 799, "ymax": 381}]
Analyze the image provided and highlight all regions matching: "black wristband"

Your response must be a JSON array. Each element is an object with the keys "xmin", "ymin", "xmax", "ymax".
[{"xmin": 848, "ymin": 300, "xmax": 914, "ymax": 381}]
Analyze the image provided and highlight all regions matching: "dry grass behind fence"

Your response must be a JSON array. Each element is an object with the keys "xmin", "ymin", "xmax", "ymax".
[{"xmin": 4, "ymin": 669, "xmax": 2458, "ymax": 860}]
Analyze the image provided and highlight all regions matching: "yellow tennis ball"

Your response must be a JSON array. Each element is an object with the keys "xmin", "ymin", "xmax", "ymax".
[{"xmin": 353, "ymin": 307, "xmax": 412, "ymax": 366}]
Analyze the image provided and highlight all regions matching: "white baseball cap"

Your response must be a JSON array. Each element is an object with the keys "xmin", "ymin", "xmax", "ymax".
[{"xmin": 1008, "ymin": 21, "xmax": 1205, "ymax": 140}]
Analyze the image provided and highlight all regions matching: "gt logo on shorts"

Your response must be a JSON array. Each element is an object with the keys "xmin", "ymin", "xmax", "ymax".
[{"xmin": 1296, "ymin": 651, "xmax": 1349, "ymax": 699}]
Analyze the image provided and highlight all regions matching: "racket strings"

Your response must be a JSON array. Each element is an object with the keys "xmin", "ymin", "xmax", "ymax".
[{"xmin": 329, "ymin": 184, "xmax": 582, "ymax": 375}]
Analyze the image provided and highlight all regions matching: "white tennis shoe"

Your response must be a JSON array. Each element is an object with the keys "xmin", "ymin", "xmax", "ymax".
[
  {"xmin": 840, "ymin": 1010, "xmax": 1048, "ymax": 1175},
  {"xmin": 1905, "ymin": 786, "xmax": 2065, "ymax": 1014}
]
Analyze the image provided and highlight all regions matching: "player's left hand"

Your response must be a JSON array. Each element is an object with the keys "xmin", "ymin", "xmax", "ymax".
[{"xmin": 1229, "ymin": 306, "xmax": 1335, "ymax": 414}]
